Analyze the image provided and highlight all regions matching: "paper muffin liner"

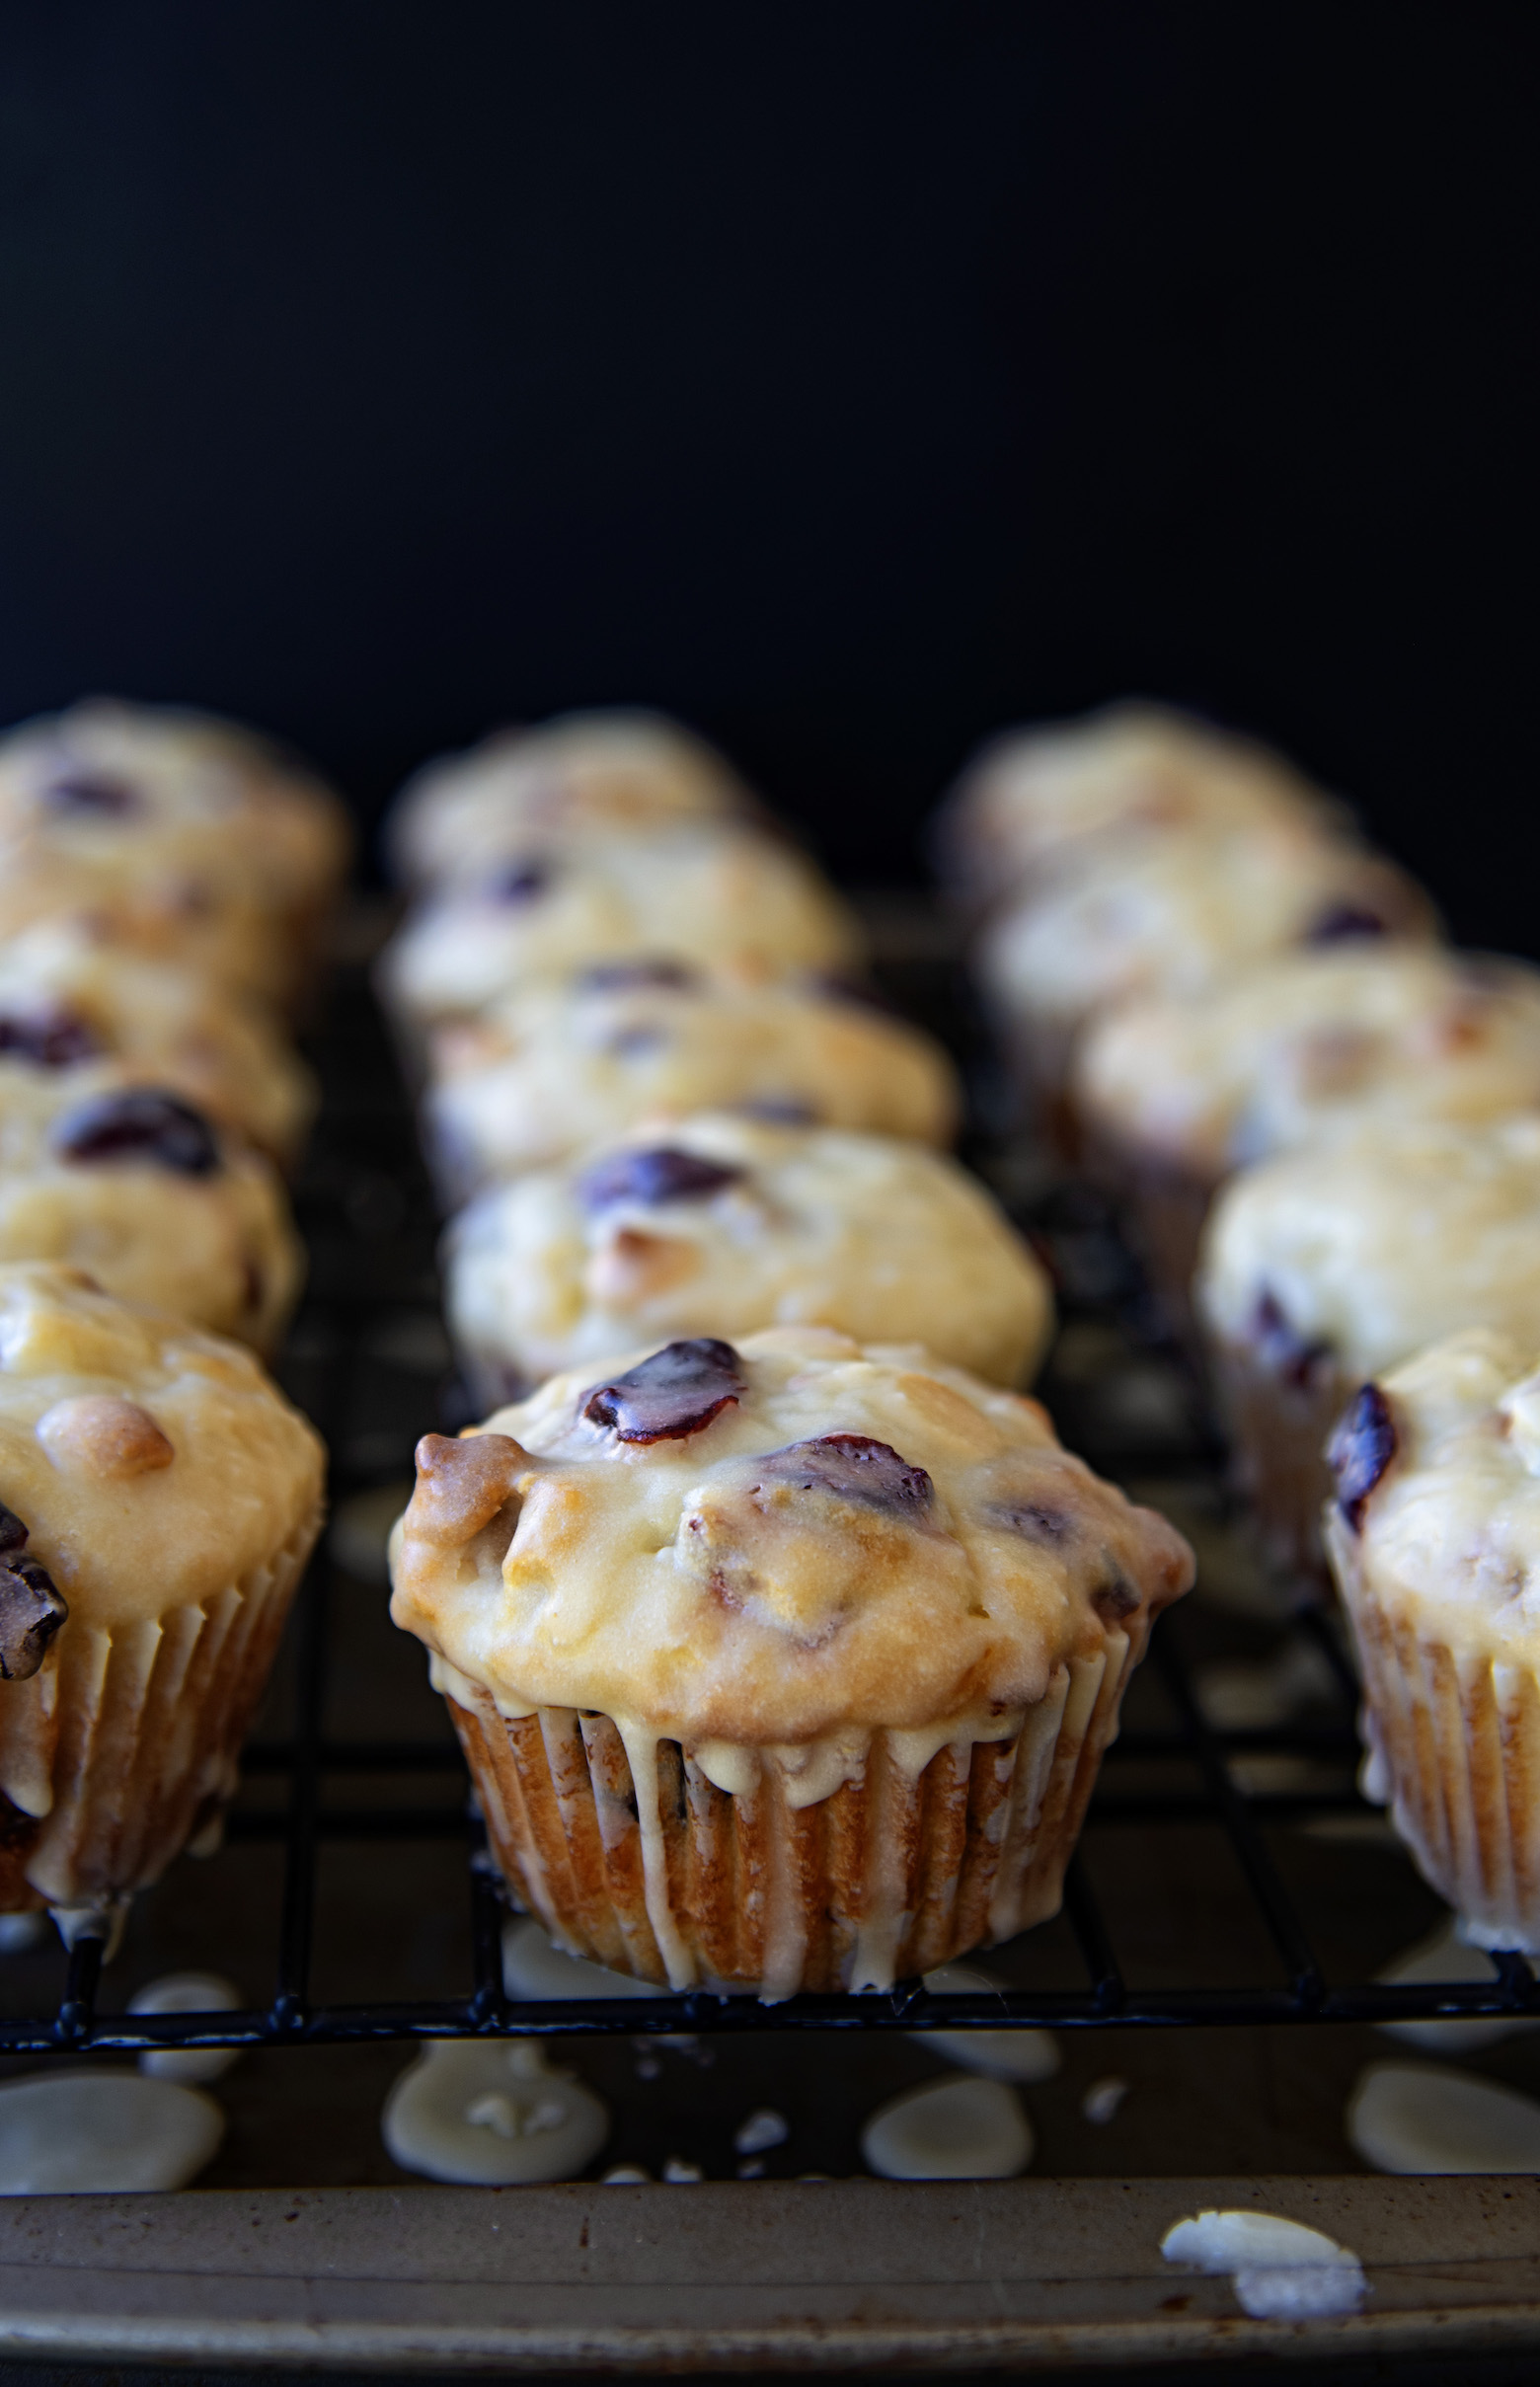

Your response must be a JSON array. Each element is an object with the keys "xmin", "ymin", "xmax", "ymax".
[
  {"xmin": 1328, "ymin": 1512, "xmax": 1540, "ymax": 1954},
  {"xmin": 1211, "ymin": 1342, "xmax": 1351, "ymax": 1587},
  {"xmin": 0, "ymin": 1506, "xmax": 323, "ymax": 1921},
  {"xmin": 439, "ymin": 1621, "xmax": 1143, "ymax": 1997}
]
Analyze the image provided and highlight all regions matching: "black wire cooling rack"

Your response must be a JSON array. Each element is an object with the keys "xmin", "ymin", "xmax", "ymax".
[{"xmin": 10, "ymin": 919, "xmax": 1540, "ymax": 2061}]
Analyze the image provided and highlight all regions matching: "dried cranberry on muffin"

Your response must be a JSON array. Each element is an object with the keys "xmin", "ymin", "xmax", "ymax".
[
  {"xmin": 0, "ymin": 1263, "xmax": 323, "ymax": 1926},
  {"xmin": 1323, "ymin": 1327, "xmax": 1540, "ymax": 1956},
  {"xmin": 377, "ymin": 826, "xmax": 865, "ymax": 1043},
  {"xmin": 1198, "ymin": 1117, "xmax": 1540, "ymax": 1581},
  {"xmin": 934, "ymin": 702, "xmax": 1340, "ymax": 909},
  {"xmin": 421, "ymin": 962, "xmax": 960, "ymax": 1202},
  {"xmin": 390, "ymin": 1327, "xmax": 1192, "ymax": 1995},
  {"xmin": 1071, "ymin": 947, "xmax": 1540, "ymax": 1322},
  {"xmin": 0, "ymin": 919, "xmax": 317, "ymax": 1167},
  {"xmin": 974, "ymin": 817, "xmax": 1436, "ymax": 1122},
  {"xmin": 0, "ymin": 1079, "xmax": 300, "ymax": 1353},
  {"xmin": 442, "ymin": 1112, "xmax": 1053, "ymax": 1403},
  {"xmin": 386, "ymin": 710, "xmax": 756, "ymax": 891},
  {"xmin": 0, "ymin": 698, "xmax": 351, "ymax": 969}
]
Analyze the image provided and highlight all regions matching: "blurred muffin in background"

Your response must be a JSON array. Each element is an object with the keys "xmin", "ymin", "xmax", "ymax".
[
  {"xmin": 0, "ymin": 699, "xmax": 351, "ymax": 978},
  {"xmin": 378, "ymin": 824, "xmax": 866, "ymax": 1044},
  {"xmin": 387, "ymin": 709, "xmax": 757, "ymax": 891},
  {"xmin": 0, "ymin": 920, "xmax": 317, "ymax": 1168},
  {"xmin": 1073, "ymin": 948, "xmax": 1540, "ymax": 1315},
  {"xmin": 443, "ymin": 1111, "xmax": 1053, "ymax": 1403},
  {"xmin": 421, "ymin": 962, "xmax": 959, "ymax": 1203},
  {"xmin": 974, "ymin": 815, "xmax": 1437, "ymax": 1122},
  {"xmin": 934, "ymin": 702, "xmax": 1341, "ymax": 910},
  {"xmin": 0, "ymin": 1079, "xmax": 301, "ymax": 1352},
  {"xmin": 1199, "ymin": 1116, "xmax": 1540, "ymax": 1579}
]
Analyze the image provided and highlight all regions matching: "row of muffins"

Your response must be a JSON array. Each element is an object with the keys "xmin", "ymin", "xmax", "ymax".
[
  {"xmin": 0, "ymin": 699, "xmax": 347, "ymax": 1926},
  {"xmin": 944, "ymin": 705, "xmax": 1540, "ymax": 1954},
  {"xmin": 376, "ymin": 715, "xmax": 1194, "ymax": 1996}
]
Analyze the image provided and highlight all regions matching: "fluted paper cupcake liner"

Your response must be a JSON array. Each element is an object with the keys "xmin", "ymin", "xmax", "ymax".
[
  {"xmin": 0, "ymin": 1507, "xmax": 323, "ymax": 1918},
  {"xmin": 1329, "ymin": 1512, "xmax": 1540, "ymax": 1954},
  {"xmin": 444, "ymin": 1622, "xmax": 1142, "ymax": 1997}
]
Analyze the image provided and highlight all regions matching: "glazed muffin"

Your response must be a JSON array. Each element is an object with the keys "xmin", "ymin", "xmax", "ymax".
[
  {"xmin": 422, "ymin": 962, "xmax": 960, "ymax": 1201},
  {"xmin": 442, "ymin": 1113, "xmax": 1053, "ymax": 1403},
  {"xmin": 379, "ymin": 826, "xmax": 864, "ymax": 1043},
  {"xmin": 935, "ymin": 702, "xmax": 1338, "ymax": 908},
  {"xmin": 0, "ymin": 699, "xmax": 351, "ymax": 963},
  {"xmin": 1324, "ymin": 1327, "xmax": 1540, "ymax": 1955},
  {"xmin": 0, "ymin": 919, "xmax": 317, "ymax": 1167},
  {"xmin": 1072, "ymin": 948, "xmax": 1540, "ymax": 1319},
  {"xmin": 0, "ymin": 1079, "xmax": 301, "ymax": 1353},
  {"xmin": 0, "ymin": 1263, "xmax": 324, "ymax": 1923},
  {"xmin": 1200, "ymin": 1118, "xmax": 1540, "ymax": 1580},
  {"xmin": 387, "ymin": 710, "xmax": 755, "ymax": 890},
  {"xmin": 390, "ymin": 1326, "xmax": 1192, "ymax": 1995},
  {"xmin": 975, "ymin": 818, "xmax": 1435, "ymax": 1118}
]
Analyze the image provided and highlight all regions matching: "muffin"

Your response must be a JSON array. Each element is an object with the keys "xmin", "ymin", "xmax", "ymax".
[
  {"xmin": 379, "ymin": 827, "xmax": 864, "ymax": 1042},
  {"xmin": 0, "ymin": 845, "xmax": 307, "ymax": 1015},
  {"xmin": 1072, "ymin": 948, "xmax": 1540, "ymax": 1320},
  {"xmin": 0, "ymin": 699, "xmax": 351, "ymax": 964},
  {"xmin": 387, "ymin": 710, "xmax": 755, "ymax": 890},
  {"xmin": 935, "ymin": 702, "xmax": 1338, "ymax": 908},
  {"xmin": 0, "ymin": 1079, "xmax": 301, "ymax": 1353},
  {"xmin": 389, "ymin": 1327, "xmax": 1193, "ymax": 1994},
  {"xmin": 0, "ymin": 1263, "xmax": 324, "ymax": 1922},
  {"xmin": 442, "ymin": 1113, "xmax": 1053, "ymax": 1403},
  {"xmin": 974, "ymin": 818, "xmax": 1436, "ymax": 1120},
  {"xmin": 1324, "ymin": 1327, "xmax": 1540, "ymax": 1954},
  {"xmin": 1200, "ymin": 1118, "xmax": 1540, "ymax": 1580},
  {"xmin": 421, "ymin": 962, "xmax": 960, "ymax": 1202},
  {"xmin": 0, "ymin": 919, "xmax": 317, "ymax": 1167}
]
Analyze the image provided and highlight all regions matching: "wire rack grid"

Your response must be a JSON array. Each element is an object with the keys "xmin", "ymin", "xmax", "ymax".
[{"xmin": 9, "ymin": 927, "xmax": 1540, "ymax": 2062}]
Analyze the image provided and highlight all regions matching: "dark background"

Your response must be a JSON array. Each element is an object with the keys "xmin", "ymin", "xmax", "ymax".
[{"xmin": 0, "ymin": 1, "xmax": 1533, "ymax": 933}]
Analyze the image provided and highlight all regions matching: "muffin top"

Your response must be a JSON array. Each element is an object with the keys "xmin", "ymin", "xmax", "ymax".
[
  {"xmin": 1076, "ymin": 949, "xmax": 1540, "ymax": 1178},
  {"xmin": 423, "ymin": 962, "xmax": 959, "ymax": 1196},
  {"xmin": 0, "ymin": 1263, "xmax": 323, "ymax": 1658},
  {"xmin": 0, "ymin": 920, "xmax": 316, "ymax": 1164},
  {"xmin": 1326, "ymin": 1327, "xmax": 1540, "ymax": 1661},
  {"xmin": 387, "ymin": 710, "xmax": 754, "ymax": 889},
  {"xmin": 0, "ymin": 1078, "xmax": 301, "ymax": 1352},
  {"xmin": 1199, "ymin": 1116, "xmax": 1540, "ymax": 1382},
  {"xmin": 976, "ymin": 819, "xmax": 1434, "ymax": 1041},
  {"xmin": 390, "ymin": 1326, "xmax": 1193, "ymax": 1748},
  {"xmin": 381, "ymin": 826, "xmax": 863, "ymax": 1032},
  {"xmin": 937, "ymin": 703, "xmax": 1336, "ymax": 901},
  {"xmin": 443, "ymin": 1112, "xmax": 1052, "ymax": 1392},
  {"xmin": 0, "ymin": 699, "xmax": 350, "ymax": 931}
]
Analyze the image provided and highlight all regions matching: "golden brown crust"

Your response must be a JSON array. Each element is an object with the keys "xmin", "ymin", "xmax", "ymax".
[{"xmin": 404, "ymin": 1431, "xmax": 530, "ymax": 1547}]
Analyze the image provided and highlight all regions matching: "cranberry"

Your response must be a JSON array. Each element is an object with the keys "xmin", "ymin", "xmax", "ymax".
[
  {"xmin": 1253, "ymin": 1288, "xmax": 1334, "ymax": 1391},
  {"xmin": 991, "ymin": 1500, "xmax": 1074, "ymax": 1544},
  {"xmin": 493, "ymin": 860, "xmax": 552, "ymax": 902},
  {"xmin": 1306, "ymin": 903, "xmax": 1389, "ymax": 945},
  {"xmin": 578, "ymin": 960, "xmax": 699, "ymax": 994},
  {"xmin": 1091, "ymin": 1569, "xmax": 1140, "ymax": 1623},
  {"xmin": 1329, "ymin": 1383, "xmax": 1398, "ymax": 1530},
  {"xmin": 40, "ymin": 772, "xmax": 141, "ymax": 818},
  {"xmin": 0, "ymin": 1505, "xmax": 66, "ymax": 1683},
  {"xmin": 0, "ymin": 1011, "xmax": 102, "ymax": 1068},
  {"xmin": 583, "ymin": 1338, "xmax": 745, "ymax": 1442},
  {"xmin": 749, "ymin": 1432, "xmax": 934, "ymax": 1515},
  {"xmin": 53, "ymin": 1088, "xmax": 220, "ymax": 1177},
  {"xmin": 577, "ymin": 1146, "xmax": 744, "ymax": 1212},
  {"xmin": 735, "ymin": 1097, "xmax": 817, "ymax": 1125}
]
